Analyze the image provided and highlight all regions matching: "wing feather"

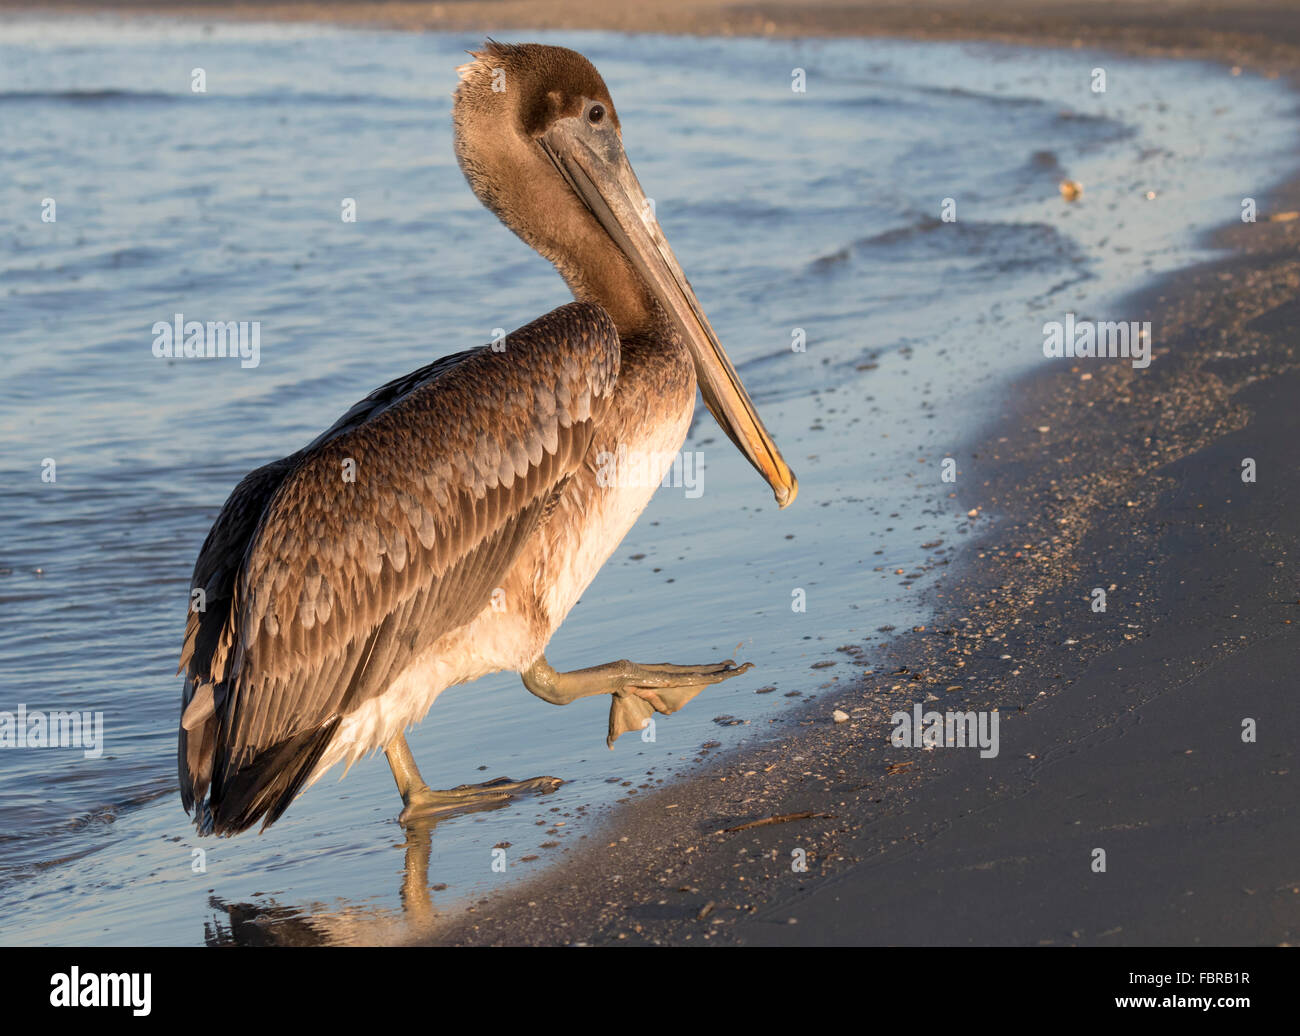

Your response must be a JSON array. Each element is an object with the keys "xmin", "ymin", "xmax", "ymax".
[{"xmin": 179, "ymin": 302, "xmax": 620, "ymax": 833}]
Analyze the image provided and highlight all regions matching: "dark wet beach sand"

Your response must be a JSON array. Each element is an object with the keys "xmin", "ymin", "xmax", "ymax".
[{"xmin": 12, "ymin": 0, "xmax": 1298, "ymax": 945}]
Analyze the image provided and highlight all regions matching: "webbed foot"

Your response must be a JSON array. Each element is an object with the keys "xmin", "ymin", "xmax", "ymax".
[{"xmin": 605, "ymin": 660, "xmax": 752, "ymax": 746}]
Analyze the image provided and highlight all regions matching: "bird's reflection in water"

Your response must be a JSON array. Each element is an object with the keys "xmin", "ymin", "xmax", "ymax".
[{"xmin": 202, "ymin": 796, "xmax": 518, "ymax": 946}]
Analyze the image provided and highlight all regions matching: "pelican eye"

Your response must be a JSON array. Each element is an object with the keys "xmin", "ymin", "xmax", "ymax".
[{"xmin": 588, "ymin": 103, "xmax": 605, "ymax": 125}]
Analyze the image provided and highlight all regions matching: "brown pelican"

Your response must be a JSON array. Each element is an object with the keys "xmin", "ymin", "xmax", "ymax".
[{"xmin": 178, "ymin": 41, "xmax": 797, "ymax": 835}]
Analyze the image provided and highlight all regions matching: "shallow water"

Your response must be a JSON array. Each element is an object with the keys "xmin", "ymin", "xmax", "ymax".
[{"xmin": 0, "ymin": 16, "xmax": 1294, "ymax": 945}]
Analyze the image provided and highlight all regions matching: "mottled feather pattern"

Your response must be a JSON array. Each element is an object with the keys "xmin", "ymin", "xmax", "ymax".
[{"xmin": 179, "ymin": 302, "xmax": 620, "ymax": 833}]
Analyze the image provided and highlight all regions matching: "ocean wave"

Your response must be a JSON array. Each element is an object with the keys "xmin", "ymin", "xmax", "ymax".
[{"xmin": 810, "ymin": 217, "xmax": 1088, "ymax": 276}]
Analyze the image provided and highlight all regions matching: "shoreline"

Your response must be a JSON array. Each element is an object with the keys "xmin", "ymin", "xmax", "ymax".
[
  {"xmin": 413, "ymin": 11, "xmax": 1299, "ymax": 943},
  {"xmin": 8, "ymin": 2, "xmax": 1296, "ymax": 945},
  {"xmin": 4, "ymin": 1, "xmax": 1300, "ymax": 72}
]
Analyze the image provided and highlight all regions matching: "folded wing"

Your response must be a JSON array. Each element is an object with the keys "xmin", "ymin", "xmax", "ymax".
[{"xmin": 178, "ymin": 302, "xmax": 620, "ymax": 834}]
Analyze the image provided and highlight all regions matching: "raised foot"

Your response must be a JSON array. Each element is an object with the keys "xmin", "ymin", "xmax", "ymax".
[
  {"xmin": 607, "ymin": 659, "xmax": 753, "ymax": 748},
  {"xmin": 397, "ymin": 775, "xmax": 562, "ymax": 824}
]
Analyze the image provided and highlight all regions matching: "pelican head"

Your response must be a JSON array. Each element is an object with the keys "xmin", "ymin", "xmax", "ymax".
[{"xmin": 452, "ymin": 40, "xmax": 797, "ymax": 508}]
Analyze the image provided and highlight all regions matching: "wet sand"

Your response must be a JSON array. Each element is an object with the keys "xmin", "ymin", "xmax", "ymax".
[{"xmin": 15, "ymin": 1, "xmax": 1299, "ymax": 945}]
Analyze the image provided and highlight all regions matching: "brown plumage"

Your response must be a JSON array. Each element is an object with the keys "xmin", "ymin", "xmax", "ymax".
[
  {"xmin": 178, "ymin": 41, "xmax": 795, "ymax": 835},
  {"xmin": 180, "ymin": 305, "xmax": 619, "ymax": 832}
]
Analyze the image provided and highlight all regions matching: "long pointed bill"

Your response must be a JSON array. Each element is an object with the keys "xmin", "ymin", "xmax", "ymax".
[{"xmin": 539, "ymin": 118, "xmax": 798, "ymax": 509}]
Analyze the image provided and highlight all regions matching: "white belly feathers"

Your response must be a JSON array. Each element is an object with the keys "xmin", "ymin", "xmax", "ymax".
[{"xmin": 312, "ymin": 383, "xmax": 695, "ymax": 783}]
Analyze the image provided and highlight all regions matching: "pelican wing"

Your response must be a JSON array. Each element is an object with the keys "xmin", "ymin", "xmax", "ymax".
[{"xmin": 179, "ymin": 303, "xmax": 620, "ymax": 833}]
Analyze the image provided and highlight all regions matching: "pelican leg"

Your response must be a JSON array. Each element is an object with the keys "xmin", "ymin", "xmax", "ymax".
[
  {"xmin": 383, "ymin": 733, "xmax": 561, "ymax": 824},
  {"xmin": 521, "ymin": 655, "xmax": 753, "ymax": 749}
]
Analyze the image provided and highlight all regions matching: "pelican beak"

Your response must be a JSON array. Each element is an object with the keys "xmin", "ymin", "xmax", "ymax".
[{"xmin": 539, "ymin": 117, "xmax": 798, "ymax": 509}]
